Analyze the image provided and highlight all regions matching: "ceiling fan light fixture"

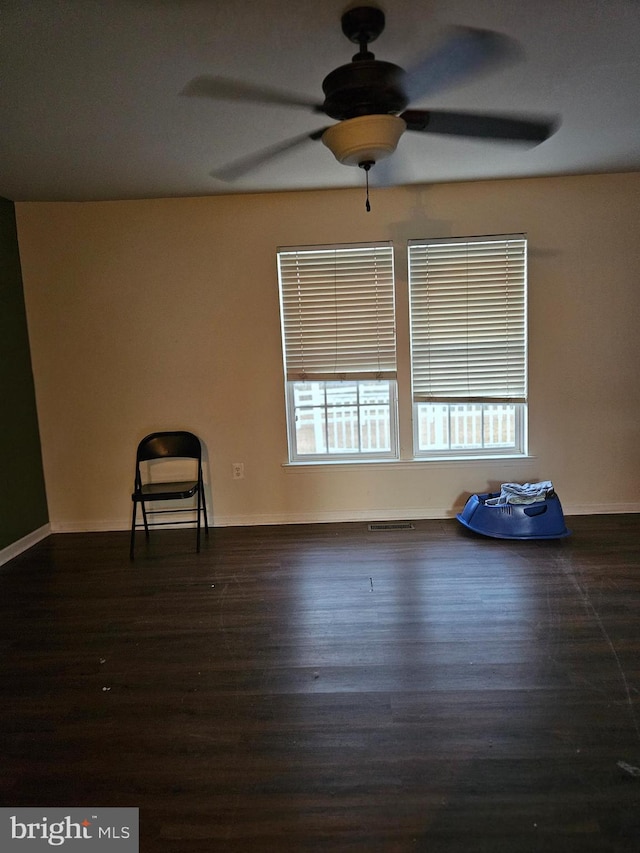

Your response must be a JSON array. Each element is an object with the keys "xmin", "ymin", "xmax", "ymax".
[{"xmin": 321, "ymin": 114, "xmax": 406, "ymax": 167}]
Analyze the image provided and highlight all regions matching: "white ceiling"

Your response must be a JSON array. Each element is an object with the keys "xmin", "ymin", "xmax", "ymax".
[{"xmin": 2, "ymin": 0, "xmax": 640, "ymax": 202}]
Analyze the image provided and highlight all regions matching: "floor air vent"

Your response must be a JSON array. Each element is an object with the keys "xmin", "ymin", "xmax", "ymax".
[{"xmin": 368, "ymin": 522, "xmax": 415, "ymax": 531}]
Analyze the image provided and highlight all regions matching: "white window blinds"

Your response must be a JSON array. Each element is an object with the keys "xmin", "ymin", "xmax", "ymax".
[
  {"xmin": 278, "ymin": 244, "xmax": 396, "ymax": 381},
  {"xmin": 409, "ymin": 236, "xmax": 527, "ymax": 403}
]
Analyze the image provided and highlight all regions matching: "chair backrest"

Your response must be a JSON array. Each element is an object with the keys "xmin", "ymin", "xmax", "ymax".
[{"xmin": 136, "ymin": 431, "xmax": 202, "ymax": 463}]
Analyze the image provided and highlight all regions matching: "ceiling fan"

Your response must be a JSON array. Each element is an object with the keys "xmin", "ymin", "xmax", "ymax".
[{"xmin": 183, "ymin": 5, "xmax": 557, "ymax": 189}]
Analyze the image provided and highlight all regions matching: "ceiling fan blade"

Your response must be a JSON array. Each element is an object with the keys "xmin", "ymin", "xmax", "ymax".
[
  {"xmin": 401, "ymin": 108, "xmax": 557, "ymax": 144},
  {"xmin": 211, "ymin": 128, "xmax": 328, "ymax": 182},
  {"xmin": 403, "ymin": 26, "xmax": 519, "ymax": 103},
  {"xmin": 182, "ymin": 75, "xmax": 323, "ymax": 111}
]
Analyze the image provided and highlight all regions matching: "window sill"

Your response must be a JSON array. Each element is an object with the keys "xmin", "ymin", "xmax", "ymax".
[{"xmin": 282, "ymin": 455, "xmax": 536, "ymax": 471}]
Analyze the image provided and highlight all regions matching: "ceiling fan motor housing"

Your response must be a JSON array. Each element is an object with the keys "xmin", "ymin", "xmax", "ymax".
[{"xmin": 321, "ymin": 60, "xmax": 408, "ymax": 120}]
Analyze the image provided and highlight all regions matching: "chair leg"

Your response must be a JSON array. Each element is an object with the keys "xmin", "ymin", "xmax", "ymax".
[
  {"xmin": 201, "ymin": 482, "xmax": 209, "ymax": 537},
  {"xmin": 140, "ymin": 500, "xmax": 150, "ymax": 539},
  {"xmin": 129, "ymin": 502, "xmax": 137, "ymax": 560},
  {"xmin": 196, "ymin": 490, "xmax": 201, "ymax": 553}
]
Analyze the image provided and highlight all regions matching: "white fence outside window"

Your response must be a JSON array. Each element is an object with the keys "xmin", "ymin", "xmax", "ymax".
[
  {"xmin": 292, "ymin": 387, "xmax": 519, "ymax": 457},
  {"xmin": 416, "ymin": 403, "xmax": 519, "ymax": 452},
  {"xmin": 292, "ymin": 381, "xmax": 392, "ymax": 456}
]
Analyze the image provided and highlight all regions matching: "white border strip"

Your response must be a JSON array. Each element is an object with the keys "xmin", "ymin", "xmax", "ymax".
[
  {"xmin": 0, "ymin": 524, "xmax": 50, "ymax": 567},
  {"xmin": 48, "ymin": 502, "xmax": 640, "ymax": 533}
]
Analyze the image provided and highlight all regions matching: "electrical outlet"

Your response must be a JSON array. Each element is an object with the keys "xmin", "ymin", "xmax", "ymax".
[{"xmin": 232, "ymin": 462, "xmax": 244, "ymax": 480}]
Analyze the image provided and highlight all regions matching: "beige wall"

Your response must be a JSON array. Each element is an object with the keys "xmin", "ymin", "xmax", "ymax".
[{"xmin": 15, "ymin": 172, "xmax": 640, "ymax": 531}]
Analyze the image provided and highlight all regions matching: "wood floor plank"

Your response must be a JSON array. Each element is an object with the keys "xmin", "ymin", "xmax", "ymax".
[{"xmin": 1, "ymin": 516, "xmax": 639, "ymax": 851}]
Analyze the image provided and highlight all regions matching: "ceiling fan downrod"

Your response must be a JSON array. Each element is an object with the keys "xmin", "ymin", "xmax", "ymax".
[{"xmin": 342, "ymin": 6, "xmax": 386, "ymax": 60}]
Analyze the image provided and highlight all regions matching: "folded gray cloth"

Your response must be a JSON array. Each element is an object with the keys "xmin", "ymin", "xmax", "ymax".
[{"xmin": 485, "ymin": 480, "xmax": 554, "ymax": 506}]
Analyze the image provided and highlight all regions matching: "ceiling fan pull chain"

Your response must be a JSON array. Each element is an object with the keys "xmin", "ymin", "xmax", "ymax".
[{"xmin": 360, "ymin": 160, "xmax": 373, "ymax": 212}]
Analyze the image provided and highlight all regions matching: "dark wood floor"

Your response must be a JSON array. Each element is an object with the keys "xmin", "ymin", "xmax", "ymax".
[{"xmin": 1, "ymin": 515, "xmax": 639, "ymax": 852}]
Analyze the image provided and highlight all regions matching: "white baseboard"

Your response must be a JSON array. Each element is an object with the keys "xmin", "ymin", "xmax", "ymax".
[
  {"xmin": 51, "ymin": 507, "xmax": 456, "ymax": 532},
  {"xmin": 47, "ymin": 502, "xmax": 640, "ymax": 533},
  {"xmin": 0, "ymin": 524, "xmax": 51, "ymax": 567},
  {"xmin": 187, "ymin": 501, "xmax": 640, "ymax": 527},
  {"xmin": 563, "ymin": 502, "xmax": 640, "ymax": 515},
  {"xmin": 50, "ymin": 514, "xmax": 204, "ymax": 533},
  {"xmin": 51, "ymin": 520, "xmax": 129, "ymax": 533},
  {"xmin": 212, "ymin": 506, "xmax": 458, "ymax": 527}
]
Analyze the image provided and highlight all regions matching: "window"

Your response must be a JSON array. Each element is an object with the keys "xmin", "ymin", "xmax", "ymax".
[
  {"xmin": 408, "ymin": 235, "xmax": 527, "ymax": 457},
  {"xmin": 278, "ymin": 243, "xmax": 398, "ymax": 461},
  {"xmin": 277, "ymin": 236, "xmax": 528, "ymax": 463}
]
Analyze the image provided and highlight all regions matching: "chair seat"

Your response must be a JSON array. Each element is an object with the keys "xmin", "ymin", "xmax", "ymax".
[{"xmin": 133, "ymin": 480, "xmax": 199, "ymax": 501}]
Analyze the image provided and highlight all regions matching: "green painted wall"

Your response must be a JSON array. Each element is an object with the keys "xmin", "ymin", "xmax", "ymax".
[{"xmin": 0, "ymin": 197, "xmax": 48, "ymax": 549}]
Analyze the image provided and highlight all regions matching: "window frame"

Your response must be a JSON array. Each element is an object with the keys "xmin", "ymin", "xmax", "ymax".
[
  {"xmin": 278, "ymin": 242, "xmax": 399, "ymax": 464},
  {"xmin": 408, "ymin": 234, "xmax": 528, "ymax": 460},
  {"xmin": 277, "ymin": 235, "xmax": 529, "ymax": 465}
]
